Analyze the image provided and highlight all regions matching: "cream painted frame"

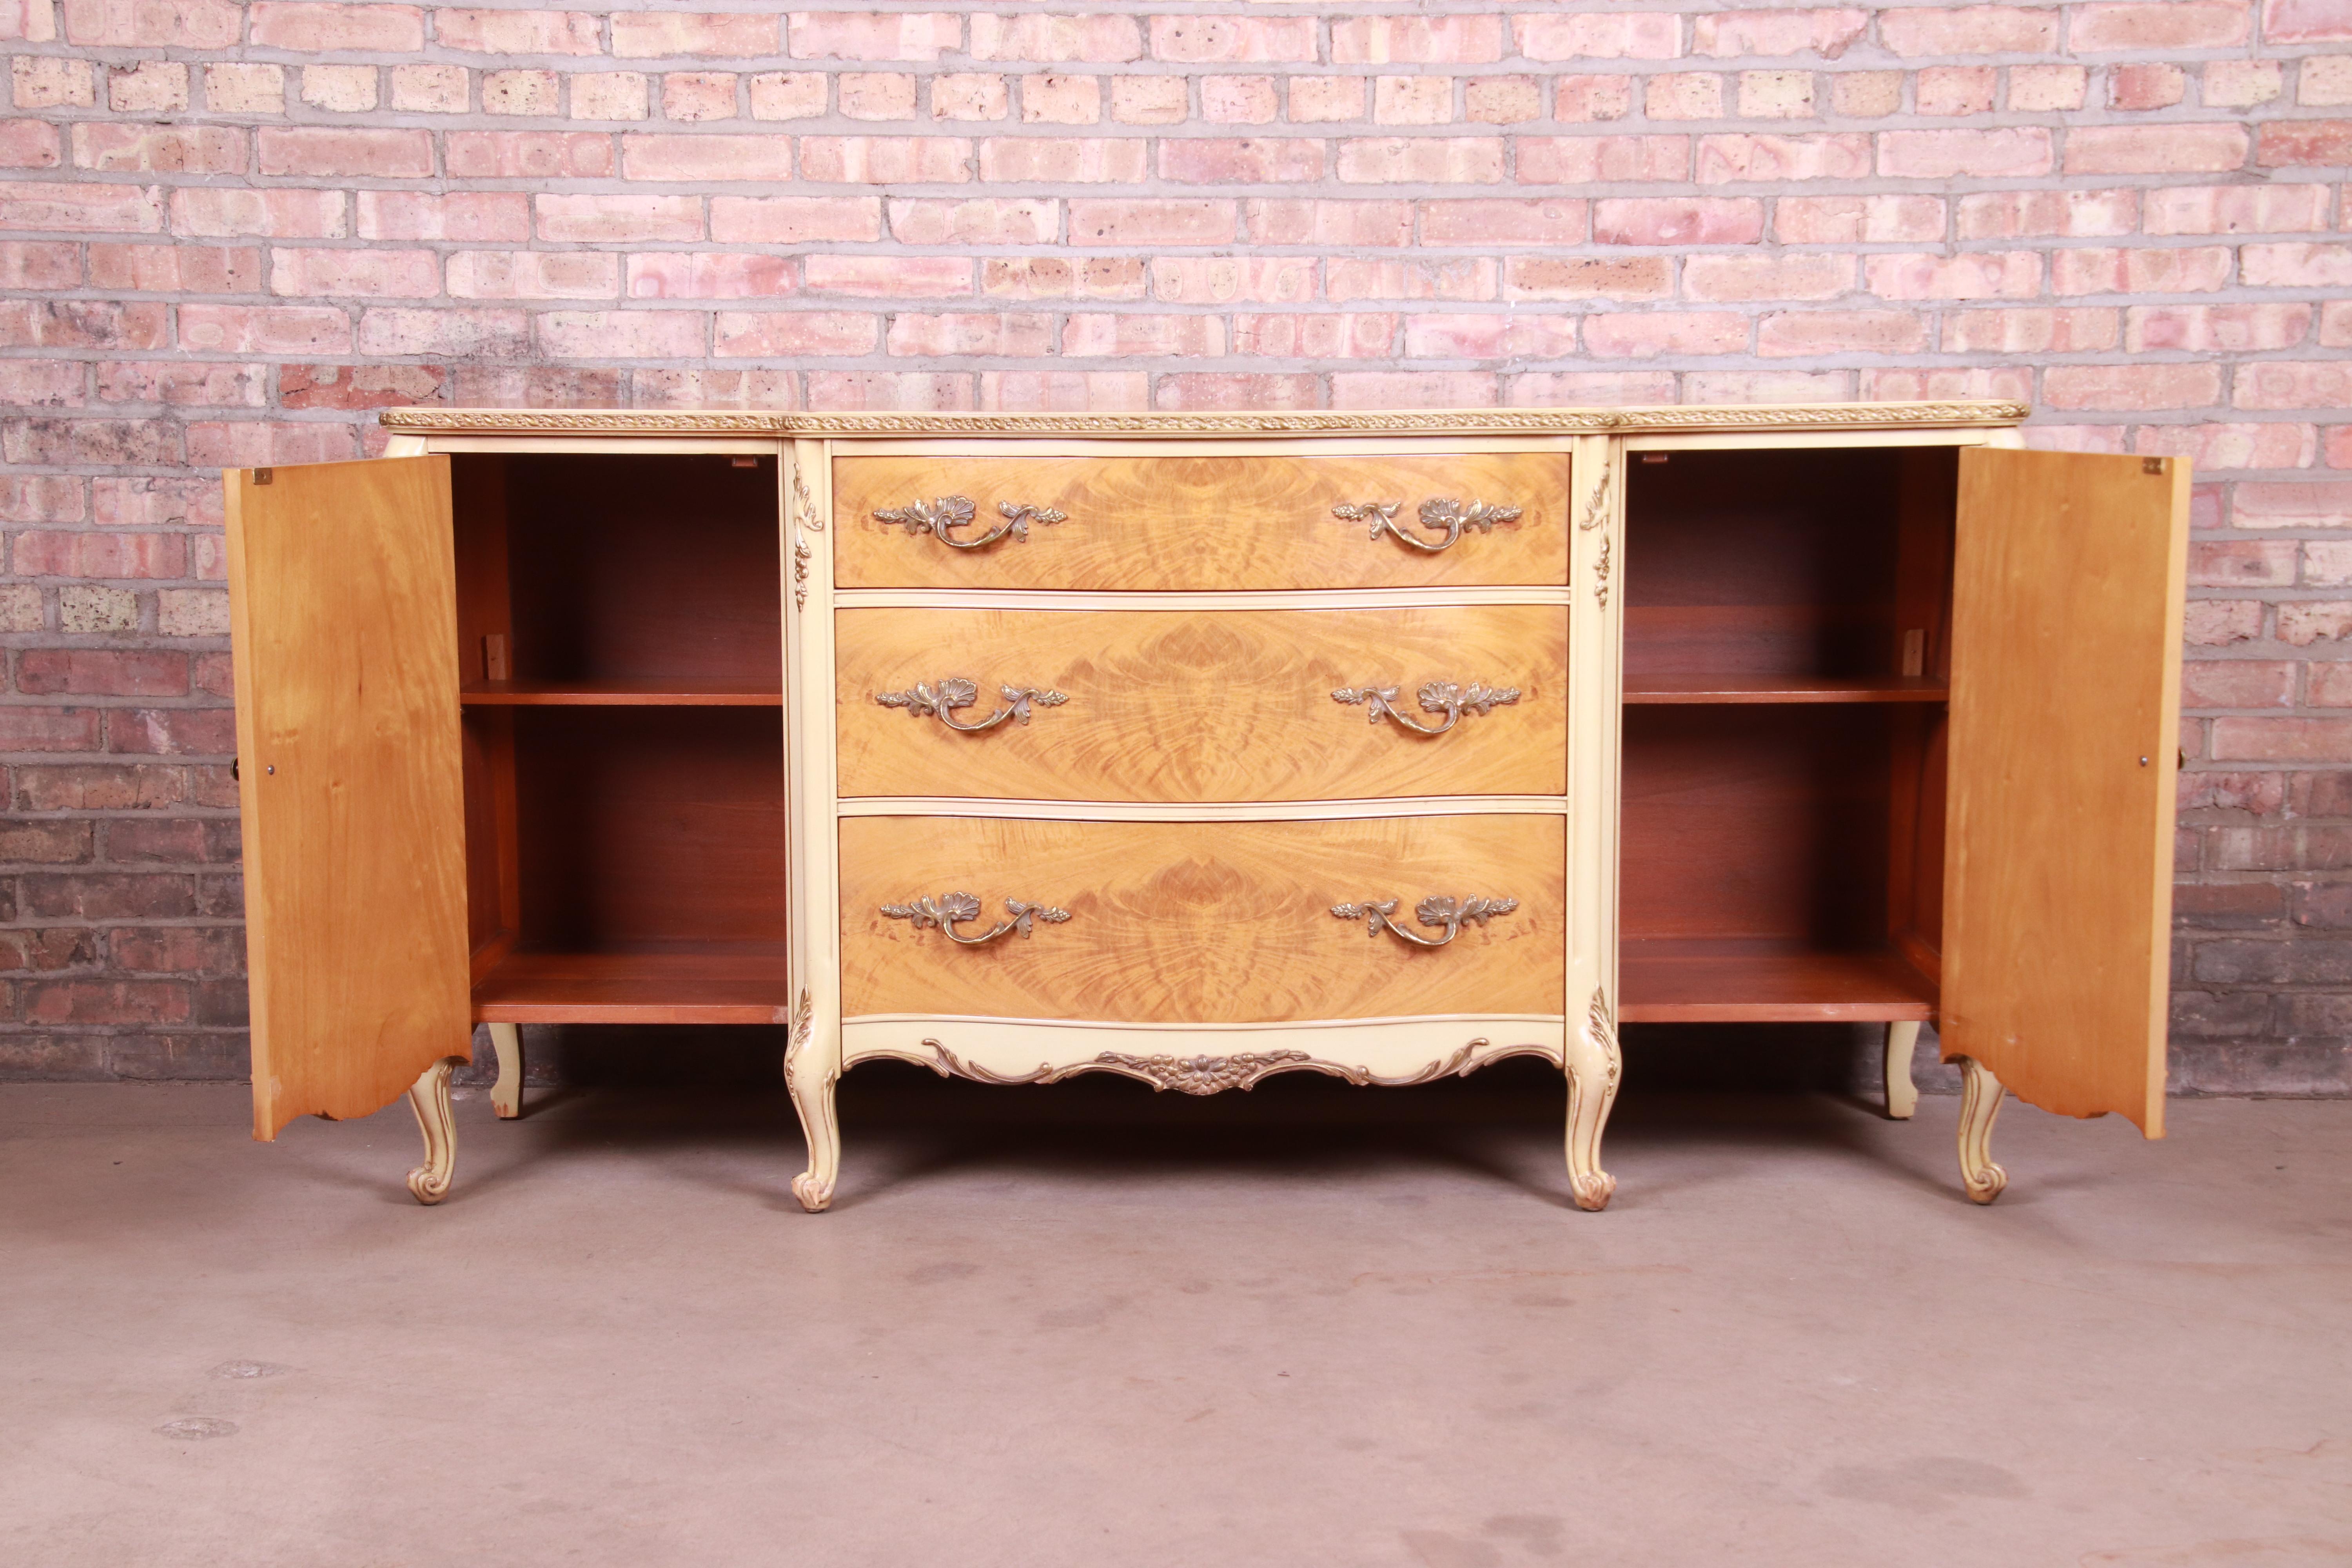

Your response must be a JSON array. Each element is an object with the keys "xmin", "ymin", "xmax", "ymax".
[{"xmin": 375, "ymin": 403, "xmax": 2031, "ymax": 1212}]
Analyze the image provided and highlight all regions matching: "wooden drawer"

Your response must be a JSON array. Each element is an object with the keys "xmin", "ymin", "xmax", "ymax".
[
  {"xmin": 839, "ymin": 815, "xmax": 1564, "ymax": 1022},
  {"xmin": 836, "ymin": 604, "xmax": 1567, "ymax": 802},
  {"xmin": 831, "ymin": 452, "xmax": 1570, "ymax": 590}
]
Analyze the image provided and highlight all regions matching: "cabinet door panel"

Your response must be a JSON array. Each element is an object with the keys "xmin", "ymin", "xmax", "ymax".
[
  {"xmin": 1944, "ymin": 450, "xmax": 2189, "ymax": 1133},
  {"xmin": 227, "ymin": 457, "xmax": 470, "ymax": 1138}
]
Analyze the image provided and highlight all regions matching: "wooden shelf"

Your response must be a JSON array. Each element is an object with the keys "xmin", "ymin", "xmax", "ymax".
[
  {"xmin": 472, "ymin": 947, "xmax": 794, "ymax": 1024},
  {"xmin": 1624, "ymin": 675, "xmax": 1949, "ymax": 705},
  {"xmin": 462, "ymin": 680, "xmax": 782, "ymax": 707},
  {"xmin": 1619, "ymin": 940, "xmax": 1936, "ymax": 1023}
]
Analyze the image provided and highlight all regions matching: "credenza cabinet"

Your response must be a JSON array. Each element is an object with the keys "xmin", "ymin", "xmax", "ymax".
[{"xmin": 222, "ymin": 403, "xmax": 2188, "ymax": 1210}]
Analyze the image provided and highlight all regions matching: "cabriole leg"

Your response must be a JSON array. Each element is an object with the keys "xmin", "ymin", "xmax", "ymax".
[
  {"xmin": 786, "ymin": 1025, "xmax": 841, "ymax": 1214},
  {"xmin": 1883, "ymin": 1020, "xmax": 1920, "ymax": 1120},
  {"xmin": 405, "ymin": 1057, "xmax": 462, "ymax": 1206},
  {"xmin": 1563, "ymin": 992, "xmax": 1623, "ymax": 1212},
  {"xmin": 1955, "ymin": 1055, "xmax": 2009, "ymax": 1205},
  {"xmin": 487, "ymin": 1022, "xmax": 523, "ymax": 1120}
]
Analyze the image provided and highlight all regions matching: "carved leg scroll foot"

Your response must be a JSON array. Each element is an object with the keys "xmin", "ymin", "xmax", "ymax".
[
  {"xmin": 1883, "ymin": 1021, "xmax": 1920, "ymax": 1120},
  {"xmin": 1955, "ymin": 1055, "xmax": 2008, "ymax": 1205},
  {"xmin": 487, "ymin": 1022, "xmax": 523, "ymax": 1120},
  {"xmin": 405, "ymin": 1058, "xmax": 462, "ymax": 1206},
  {"xmin": 1563, "ymin": 989, "xmax": 1623, "ymax": 1212},
  {"xmin": 784, "ymin": 999, "xmax": 840, "ymax": 1214}
]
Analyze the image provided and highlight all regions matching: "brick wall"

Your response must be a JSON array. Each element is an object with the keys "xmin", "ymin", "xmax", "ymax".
[{"xmin": 1, "ymin": 0, "xmax": 2349, "ymax": 1091}]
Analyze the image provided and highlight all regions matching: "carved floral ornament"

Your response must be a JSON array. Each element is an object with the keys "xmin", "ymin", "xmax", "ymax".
[
  {"xmin": 921, "ymin": 1038, "xmax": 1561, "ymax": 1093},
  {"xmin": 380, "ymin": 403, "xmax": 2029, "ymax": 438}
]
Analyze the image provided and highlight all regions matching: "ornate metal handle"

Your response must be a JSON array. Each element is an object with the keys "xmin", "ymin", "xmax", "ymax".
[
  {"xmin": 881, "ymin": 891, "xmax": 1071, "ymax": 946},
  {"xmin": 875, "ymin": 677, "xmax": 1067, "ymax": 733},
  {"xmin": 873, "ymin": 495, "xmax": 1066, "ymax": 552},
  {"xmin": 1333, "ymin": 895, "xmax": 1517, "ymax": 949},
  {"xmin": 1333, "ymin": 497, "xmax": 1523, "ymax": 554},
  {"xmin": 1332, "ymin": 679, "xmax": 1520, "ymax": 736}
]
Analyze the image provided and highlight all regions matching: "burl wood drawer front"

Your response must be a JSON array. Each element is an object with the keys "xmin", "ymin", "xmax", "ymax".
[
  {"xmin": 840, "ymin": 815, "xmax": 1565, "ymax": 1023},
  {"xmin": 836, "ymin": 604, "xmax": 1568, "ymax": 802},
  {"xmin": 831, "ymin": 452, "xmax": 1570, "ymax": 590}
]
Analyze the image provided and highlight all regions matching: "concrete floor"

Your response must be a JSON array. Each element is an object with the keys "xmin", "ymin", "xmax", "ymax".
[{"xmin": 2, "ymin": 1065, "xmax": 2347, "ymax": 1567}]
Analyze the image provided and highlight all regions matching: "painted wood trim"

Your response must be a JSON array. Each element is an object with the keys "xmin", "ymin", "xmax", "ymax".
[
  {"xmin": 842, "ymin": 1014, "xmax": 1568, "ymax": 1078},
  {"xmin": 836, "ymin": 587, "xmax": 1573, "ymax": 612},
  {"xmin": 381, "ymin": 402, "xmax": 2030, "ymax": 439}
]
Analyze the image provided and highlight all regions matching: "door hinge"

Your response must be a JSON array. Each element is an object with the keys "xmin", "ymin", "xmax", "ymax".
[
  {"xmin": 253, "ymin": 468, "xmax": 273, "ymax": 485},
  {"xmin": 2142, "ymin": 457, "xmax": 2164, "ymax": 475}
]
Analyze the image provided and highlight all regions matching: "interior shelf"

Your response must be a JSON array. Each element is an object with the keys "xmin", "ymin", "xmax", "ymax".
[
  {"xmin": 1624, "ymin": 675, "xmax": 1949, "ymax": 705},
  {"xmin": 472, "ymin": 946, "xmax": 795, "ymax": 1025},
  {"xmin": 1619, "ymin": 940, "xmax": 1937, "ymax": 1024},
  {"xmin": 462, "ymin": 679, "xmax": 783, "ymax": 707}
]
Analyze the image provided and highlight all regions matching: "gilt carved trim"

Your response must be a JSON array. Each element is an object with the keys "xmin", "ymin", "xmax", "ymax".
[
  {"xmin": 381, "ymin": 402, "xmax": 2029, "ymax": 439},
  {"xmin": 918, "ymin": 1037, "xmax": 1557, "ymax": 1093}
]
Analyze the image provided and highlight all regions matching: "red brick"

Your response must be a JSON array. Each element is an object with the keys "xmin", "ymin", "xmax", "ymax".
[
  {"xmin": 1390, "ymin": 312, "xmax": 1558, "ymax": 360},
  {"xmin": 257, "ymin": 128, "xmax": 434, "ymax": 179},
  {"xmin": 279, "ymin": 363, "xmax": 449, "ymax": 410},
  {"xmin": 1695, "ymin": 132, "xmax": 1871, "ymax": 182},
  {"xmin": 980, "ymin": 136, "xmax": 1145, "ymax": 182},
  {"xmin": 250, "ymin": 2, "xmax": 423, "ymax": 51},
  {"xmin": 0, "ymin": 928, "xmax": 101, "ymax": 969},
  {"xmin": 1691, "ymin": 8, "xmax": 1869, "ymax": 58},
  {"xmin": 1944, "ymin": 307, "xmax": 2120, "ymax": 354},
  {"xmin": 1865, "ymin": 251, "xmax": 2040, "ymax": 300},
  {"xmin": 2192, "ymin": 540, "xmax": 2300, "ymax": 587},
  {"xmin": 1503, "ymin": 256, "xmax": 1674, "ymax": 301},
  {"xmin": 1332, "ymin": 15, "xmax": 1504, "ymax": 64},
  {"xmin": 805, "ymin": 254, "xmax": 973, "ymax": 298},
  {"xmin": 1244, "ymin": 199, "xmax": 1412, "ymax": 247},
  {"xmin": 1150, "ymin": 257, "xmax": 1317, "ymax": 305},
  {"xmin": 802, "ymin": 370, "xmax": 966, "ymax": 410},
  {"xmin": 1552, "ymin": 76, "xmax": 1636, "ymax": 122},
  {"xmin": 62, "ymin": 0, "xmax": 240, "ymax": 46},
  {"xmin": 170, "ymin": 189, "xmax": 343, "ymax": 241},
  {"xmin": 2053, "ymin": 245, "xmax": 2233, "ymax": 296},
  {"xmin": 1332, "ymin": 370, "xmax": 1499, "ymax": 407},
  {"xmin": 2236, "ymin": 361, "xmax": 2352, "ymax": 409},
  {"xmin": 2234, "ymin": 481, "xmax": 2352, "ymax": 529},
  {"xmin": 2129, "ymin": 303, "xmax": 2312, "ymax": 353},
  {"xmin": 0, "ymin": 359, "xmax": 86, "ymax": 404},
  {"xmin": 0, "ymin": 242, "xmax": 80, "ymax": 290},
  {"xmin": 709, "ymin": 195, "xmax": 882, "ymax": 243},
  {"xmin": 2070, "ymin": 0, "xmax": 2252, "ymax": 49},
  {"xmin": 2110, "ymin": 63, "xmax": 2188, "ymax": 110},
  {"xmin": 611, "ymin": 11, "xmax": 780, "ymax": 58},
  {"xmin": 445, "ymin": 250, "xmax": 615, "ymax": 300},
  {"xmin": 0, "ymin": 118, "xmax": 58, "ymax": 169},
  {"xmin": 1336, "ymin": 137, "xmax": 1506, "ymax": 184},
  {"xmin": 356, "ymin": 307, "xmax": 527, "ymax": 357},
  {"xmin": 1957, "ymin": 188, "xmax": 2137, "ymax": 239},
  {"xmin": 1069, "ymin": 199, "xmax": 1236, "ymax": 246},
  {"xmin": 2266, "ymin": 0, "xmax": 2352, "ymax": 42},
  {"xmin": 2212, "ymin": 718, "xmax": 2352, "ymax": 759},
  {"xmin": 1158, "ymin": 137, "xmax": 1323, "ymax": 184},
  {"xmin": 269, "ymin": 247, "xmax": 439, "ymax": 299},
  {"xmin": 178, "ymin": 303, "xmax": 351, "ymax": 355},
  {"xmin": 94, "ymin": 359, "xmax": 266, "ymax": 406},
  {"xmin": 1516, "ymin": 136, "xmax": 1688, "ymax": 183},
  {"xmin": 183, "ymin": 421, "xmax": 357, "ymax": 466},
  {"xmin": 13, "ymin": 765, "xmax": 186, "ymax": 811},
  {"xmin": 13, "ymin": 530, "xmax": 185, "ymax": 578},
  {"xmin": 1774, "ymin": 194, "xmax": 1945, "ymax": 243},
  {"xmin": 433, "ymin": 8, "xmax": 602, "ymax": 54},
  {"xmin": 1593, "ymin": 197, "xmax": 1762, "ymax": 245},
  {"xmin": 2243, "ymin": 241, "xmax": 2352, "ymax": 287},
  {"xmin": 619, "ymin": 134, "xmax": 795, "ymax": 182},
  {"xmin": 532, "ymin": 310, "xmax": 704, "ymax": 359},
  {"xmin": 1683, "ymin": 253, "xmax": 1853, "ymax": 301},
  {"xmin": 0, "ymin": 473, "xmax": 86, "ymax": 521},
  {"xmin": 1149, "ymin": 15, "xmax": 1315, "ymax": 63},
  {"xmin": 107, "ymin": 926, "xmax": 245, "ymax": 973},
  {"xmin": 1511, "ymin": 13, "xmax": 1681, "ymax": 60},
  {"xmin": 800, "ymin": 136, "xmax": 971, "ymax": 183},
  {"xmin": 535, "ymin": 193, "xmax": 703, "ymax": 243},
  {"xmin": 1879, "ymin": 7, "xmax": 2059, "ymax": 54},
  {"xmin": 1332, "ymin": 257, "xmax": 1498, "ymax": 301},
  {"xmin": 967, "ymin": 14, "xmax": 1143, "ymax": 63},
  {"xmin": 445, "ymin": 132, "xmax": 613, "ymax": 179},
  {"xmin": 2182, "ymin": 659, "xmax": 2296, "ymax": 708},
  {"xmin": 0, "ymin": 707, "xmax": 100, "ymax": 749},
  {"xmin": 626, "ymin": 252, "xmax": 799, "ymax": 300},
  {"xmin": 889, "ymin": 196, "xmax": 1056, "ymax": 245},
  {"xmin": 1877, "ymin": 127, "xmax": 2053, "ymax": 179},
  {"xmin": 1062, "ymin": 313, "xmax": 1224, "ymax": 356},
  {"xmin": 22, "ymin": 871, "xmax": 198, "ymax": 919},
  {"xmin": 23, "ymin": 980, "xmax": 190, "ymax": 1025},
  {"xmin": 1916, "ymin": 65, "xmax": 1997, "ymax": 116},
  {"xmin": 71, "ymin": 123, "xmax": 243, "ymax": 176},
  {"xmin": 0, "ymin": 179, "xmax": 163, "ymax": 232},
  {"xmin": 356, "ymin": 191, "xmax": 528, "ymax": 242},
  {"xmin": 884, "ymin": 312, "xmax": 1052, "ymax": 356},
  {"xmin": 0, "ymin": 820, "xmax": 93, "ymax": 863},
  {"xmin": 16, "ymin": 649, "xmax": 185, "ymax": 697},
  {"xmin": 1756, "ymin": 309, "xmax": 1927, "ymax": 356},
  {"xmin": 2139, "ymin": 421, "xmax": 2315, "ymax": 470},
  {"xmin": 1421, "ymin": 199, "xmax": 1587, "ymax": 247},
  {"xmin": 86, "ymin": 245, "xmax": 258, "ymax": 295},
  {"xmin": 1582, "ymin": 312, "xmax": 1746, "ymax": 358},
  {"xmin": 788, "ymin": 10, "xmax": 960, "ymax": 60},
  {"xmin": 713, "ymin": 311, "xmax": 878, "ymax": 357},
  {"xmin": 91, "ymin": 476, "xmax": 216, "ymax": 531},
  {"xmin": 2043, "ymin": 363, "xmax": 2226, "ymax": 410},
  {"xmin": 1153, "ymin": 372, "xmax": 1315, "ymax": 411},
  {"xmin": 2143, "ymin": 183, "xmax": 2329, "ymax": 234},
  {"xmin": 2071, "ymin": 124, "xmax": 2250, "ymax": 174}
]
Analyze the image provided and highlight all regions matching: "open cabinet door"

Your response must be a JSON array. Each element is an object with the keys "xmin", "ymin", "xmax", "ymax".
[
  {"xmin": 1943, "ymin": 450, "xmax": 2189, "ymax": 1135},
  {"xmin": 226, "ymin": 457, "xmax": 470, "ymax": 1139}
]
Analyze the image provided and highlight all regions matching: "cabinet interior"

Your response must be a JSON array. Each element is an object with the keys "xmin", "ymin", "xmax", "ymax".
[
  {"xmin": 1619, "ymin": 446, "xmax": 1956, "ymax": 1022},
  {"xmin": 452, "ymin": 454, "xmax": 790, "ymax": 1023}
]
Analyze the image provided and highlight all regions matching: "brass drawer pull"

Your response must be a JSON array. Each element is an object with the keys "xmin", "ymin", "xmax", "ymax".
[
  {"xmin": 1334, "ymin": 497, "xmax": 1523, "ymax": 554},
  {"xmin": 1333, "ymin": 679, "xmax": 1520, "ymax": 736},
  {"xmin": 1332, "ymin": 894, "xmax": 1518, "ymax": 949},
  {"xmin": 1336, "ymin": 893, "xmax": 1515, "ymax": 945},
  {"xmin": 876, "ymin": 677, "xmax": 1067, "ymax": 733},
  {"xmin": 874, "ymin": 495, "xmax": 1066, "ymax": 552},
  {"xmin": 881, "ymin": 891, "xmax": 1072, "ymax": 946}
]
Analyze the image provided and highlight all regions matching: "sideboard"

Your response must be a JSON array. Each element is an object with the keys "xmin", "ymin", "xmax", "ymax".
[{"xmin": 221, "ymin": 402, "xmax": 2188, "ymax": 1210}]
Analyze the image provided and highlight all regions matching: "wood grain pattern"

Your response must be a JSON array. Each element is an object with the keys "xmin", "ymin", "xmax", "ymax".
[
  {"xmin": 1619, "ymin": 939, "xmax": 1936, "ymax": 1022},
  {"xmin": 473, "ymin": 946, "xmax": 792, "ymax": 1024},
  {"xmin": 840, "ymin": 815, "xmax": 1564, "ymax": 1022},
  {"xmin": 832, "ymin": 452, "xmax": 1570, "ymax": 590},
  {"xmin": 227, "ymin": 457, "xmax": 471, "ymax": 1139},
  {"xmin": 1942, "ymin": 450, "xmax": 2188, "ymax": 1134},
  {"xmin": 836, "ymin": 604, "xmax": 1568, "ymax": 801}
]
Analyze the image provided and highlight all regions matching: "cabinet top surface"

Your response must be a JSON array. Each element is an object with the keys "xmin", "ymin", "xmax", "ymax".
[{"xmin": 379, "ymin": 401, "xmax": 2028, "ymax": 440}]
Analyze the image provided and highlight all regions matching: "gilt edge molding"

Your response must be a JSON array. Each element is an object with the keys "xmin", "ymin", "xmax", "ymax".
[{"xmin": 379, "ymin": 401, "xmax": 2030, "ymax": 439}]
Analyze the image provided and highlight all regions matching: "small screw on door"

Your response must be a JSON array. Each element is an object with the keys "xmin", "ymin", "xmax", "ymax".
[
  {"xmin": 253, "ymin": 467, "xmax": 273, "ymax": 485},
  {"xmin": 2139, "ymin": 756, "xmax": 2150, "ymax": 766}
]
